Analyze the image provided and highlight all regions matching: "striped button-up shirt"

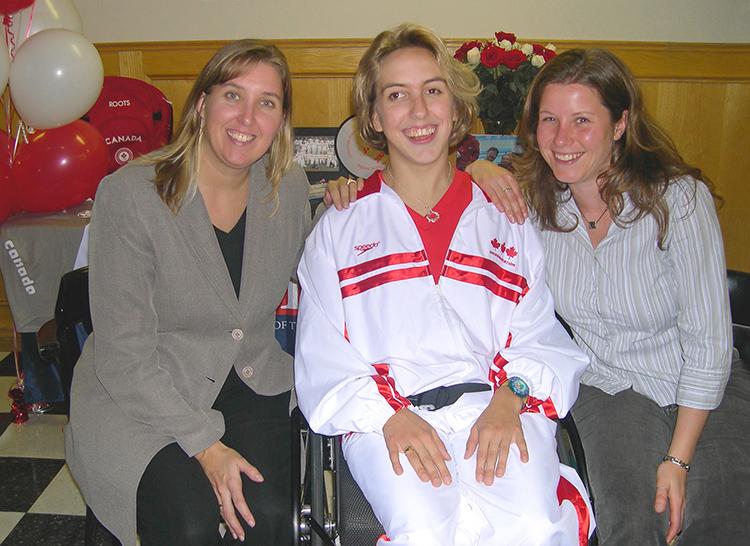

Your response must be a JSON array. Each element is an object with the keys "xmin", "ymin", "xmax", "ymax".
[{"xmin": 540, "ymin": 177, "xmax": 732, "ymax": 409}]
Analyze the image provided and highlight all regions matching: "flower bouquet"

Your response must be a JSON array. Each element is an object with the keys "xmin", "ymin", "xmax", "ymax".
[{"xmin": 454, "ymin": 32, "xmax": 556, "ymax": 134}]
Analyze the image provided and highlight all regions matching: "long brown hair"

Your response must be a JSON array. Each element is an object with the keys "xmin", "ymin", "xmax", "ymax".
[
  {"xmin": 142, "ymin": 40, "xmax": 294, "ymax": 214},
  {"xmin": 514, "ymin": 48, "xmax": 716, "ymax": 247}
]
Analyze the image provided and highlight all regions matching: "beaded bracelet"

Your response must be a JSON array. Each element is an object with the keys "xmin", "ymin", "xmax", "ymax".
[{"xmin": 662, "ymin": 455, "xmax": 691, "ymax": 472}]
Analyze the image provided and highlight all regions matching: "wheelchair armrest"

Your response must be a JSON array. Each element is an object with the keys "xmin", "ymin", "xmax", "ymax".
[{"xmin": 37, "ymin": 318, "xmax": 60, "ymax": 364}]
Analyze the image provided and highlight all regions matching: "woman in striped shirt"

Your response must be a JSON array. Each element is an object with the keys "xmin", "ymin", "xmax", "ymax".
[{"xmin": 465, "ymin": 48, "xmax": 750, "ymax": 545}]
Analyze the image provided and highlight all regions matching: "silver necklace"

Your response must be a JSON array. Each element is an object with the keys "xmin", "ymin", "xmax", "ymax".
[
  {"xmin": 385, "ymin": 163, "xmax": 453, "ymax": 224},
  {"xmin": 586, "ymin": 208, "xmax": 609, "ymax": 230}
]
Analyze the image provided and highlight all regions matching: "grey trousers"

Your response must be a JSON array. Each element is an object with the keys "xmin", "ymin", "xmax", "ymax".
[{"xmin": 571, "ymin": 358, "xmax": 750, "ymax": 546}]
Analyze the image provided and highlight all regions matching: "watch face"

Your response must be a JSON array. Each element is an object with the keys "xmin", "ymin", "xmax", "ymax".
[
  {"xmin": 335, "ymin": 115, "xmax": 388, "ymax": 178},
  {"xmin": 507, "ymin": 376, "xmax": 530, "ymax": 398}
]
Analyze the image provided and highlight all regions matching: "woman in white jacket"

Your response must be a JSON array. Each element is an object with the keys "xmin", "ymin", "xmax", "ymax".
[{"xmin": 295, "ymin": 23, "xmax": 594, "ymax": 546}]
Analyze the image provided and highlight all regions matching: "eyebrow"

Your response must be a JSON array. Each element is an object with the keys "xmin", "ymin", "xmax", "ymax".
[
  {"xmin": 219, "ymin": 82, "xmax": 283, "ymax": 101},
  {"xmin": 379, "ymin": 76, "xmax": 447, "ymax": 93},
  {"xmin": 539, "ymin": 109, "xmax": 598, "ymax": 116}
]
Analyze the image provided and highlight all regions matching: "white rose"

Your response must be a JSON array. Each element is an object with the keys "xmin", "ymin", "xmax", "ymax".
[
  {"xmin": 466, "ymin": 47, "xmax": 481, "ymax": 65},
  {"xmin": 520, "ymin": 43, "xmax": 534, "ymax": 56},
  {"xmin": 545, "ymin": 43, "xmax": 557, "ymax": 51},
  {"xmin": 499, "ymin": 39, "xmax": 513, "ymax": 50},
  {"xmin": 531, "ymin": 54, "xmax": 545, "ymax": 68}
]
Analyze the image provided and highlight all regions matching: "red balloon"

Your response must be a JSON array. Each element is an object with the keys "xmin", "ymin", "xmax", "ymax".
[
  {"xmin": 0, "ymin": 0, "xmax": 34, "ymax": 16},
  {"xmin": 0, "ymin": 130, "xmax": 13, "ymax": 223},
  {"xmin": 13, "ymin": 120, "xmax": 109, "ymax": 214}
]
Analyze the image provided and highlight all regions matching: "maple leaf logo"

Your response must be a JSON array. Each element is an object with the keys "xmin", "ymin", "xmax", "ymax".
[
  {"xmin": 491, "ymin": 238, "xmax": 501, "ymax": 249},
  {"xmin": 505, "ymin": 246, "xmax": 518, "ymax": 258}
]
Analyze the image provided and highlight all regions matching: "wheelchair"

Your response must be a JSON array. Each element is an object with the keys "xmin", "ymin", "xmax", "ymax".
[{"xmin": 293, "ymin": 406, "xmax": 596, "ymax": 546}]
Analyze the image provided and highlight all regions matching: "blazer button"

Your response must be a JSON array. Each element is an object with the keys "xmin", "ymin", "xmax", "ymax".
[
  {"xmin": 231, "ymin": 328, "xmax": 244, "ymax": 341},
  {"xmin": 241, "ymin": 366, "xmax": 254, "ymax": 378}
]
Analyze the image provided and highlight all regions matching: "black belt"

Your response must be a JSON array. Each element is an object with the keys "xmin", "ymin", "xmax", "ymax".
[{"xmin": 407, "ymin": 383, "xmax": 491, "ymax": 411}]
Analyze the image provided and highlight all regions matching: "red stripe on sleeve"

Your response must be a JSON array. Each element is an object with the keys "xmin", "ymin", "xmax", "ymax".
[
  {"xmin": 443, "ymin": 266, "xmax": 522, "ymax": 304},
  {"xmin": 371, "ymin": 363, "xmax": 411, "ymax": 412},
  {"xmin": 446, "ymin": 250, "xmax": 529, "ymax": 294},
  {"xmin": 557, "ymin": 475, "xmax": 591, "ymax": 546},
  {"xmin": 340, "ymin": 265, "xmax": 430, "ymax": 299},
  {"xmin": 338, "ymin": 251, "xmax": 427, "ymax": 281}
]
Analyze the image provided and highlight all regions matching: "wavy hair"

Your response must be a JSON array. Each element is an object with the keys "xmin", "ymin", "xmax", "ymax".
[
  {"xmin": 353, "ymin": 23, "xmax": 480, "ymax": 153},
  {"xmin": 514, "ymin": 48, "xmax": 716, "ymax": 247},
  {"xmin": 141, "ymin": 40, "xmax": 294, "ymax": 214}
]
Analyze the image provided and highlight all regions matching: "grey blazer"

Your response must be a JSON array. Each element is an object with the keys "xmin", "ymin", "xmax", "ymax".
[{"xmin": 64, "ymin": 159, "xmax": 310, "ymax": 545}]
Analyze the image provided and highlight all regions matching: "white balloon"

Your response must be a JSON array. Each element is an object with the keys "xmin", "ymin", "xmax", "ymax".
[
  {"xmin": 9, "ymin": 28, "xmax": 103, "ymax": 129},
  {"xmin": 0, "ymin": 38, "xmax": 9, "ymax": 92},
  {"xmin": 14, "ymin": 0, "xmax": 83, "ymax": 48}
]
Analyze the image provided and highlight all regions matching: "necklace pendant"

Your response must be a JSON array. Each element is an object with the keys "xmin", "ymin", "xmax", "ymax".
[
  {"xmin": 425, "ymin": 209, "xmax": 440, "ymax": 223},
  {"xmin": 587, "ymin": 221, "xmax": 597, "ymax": 230}
]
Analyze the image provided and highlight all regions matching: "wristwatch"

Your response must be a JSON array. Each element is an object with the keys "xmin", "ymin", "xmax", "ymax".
[{"xmin": 506, "ymin": 376, "xmax": 530, "ymax": 400}]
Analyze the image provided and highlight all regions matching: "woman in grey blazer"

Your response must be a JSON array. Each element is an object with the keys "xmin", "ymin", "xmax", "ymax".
[{"xmin": 65, "ymin": 40, "xmax": 310, "ymax": 546}]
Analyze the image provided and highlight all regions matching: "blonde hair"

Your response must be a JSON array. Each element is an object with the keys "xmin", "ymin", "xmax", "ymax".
[
  {"xmin": 353, "ymin": 23, "xmax": 480, "ymax": 153},
  {"xmin": 143, "ymin": 40, "xmax": 294, "ymax": 213}
]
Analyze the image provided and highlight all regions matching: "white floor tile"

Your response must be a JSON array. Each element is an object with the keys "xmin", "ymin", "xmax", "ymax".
[
  {"xmin": 0, "ymin": 414, "xmax": 67, "ymax": 459},
  {"xmin": 0, "ymin": 511, "xmax": 24, "ymax": 544},
  {"xmin": 0, "ymin": 375, "xmax": 17, "ymax": 413},
  {"xmin": 29, "ymin": 464, "xmax": 86, "ymax": 516}
]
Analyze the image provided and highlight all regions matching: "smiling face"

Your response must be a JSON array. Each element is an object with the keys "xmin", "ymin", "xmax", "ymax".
[
  {"xmin": 198, "ymin": 61, "xmax": 285, "ymax": 180},
  {"xmin": 536, "ymin": 82, "xmax": 627, "ymax": 193},
  {"xmin": 372, "ymin": 47, "xmax": 455, "ymax": 170}
]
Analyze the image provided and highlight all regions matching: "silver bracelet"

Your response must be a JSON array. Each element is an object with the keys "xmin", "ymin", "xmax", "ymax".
[{"xmin": 662, "ymin": 455, "xmax": 691, "ymax": 472}]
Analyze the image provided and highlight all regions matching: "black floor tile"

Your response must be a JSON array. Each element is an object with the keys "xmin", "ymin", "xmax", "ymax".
[
  {"xmin": 1, "ymin": 513, "xmax": 86, "ymax": 545},
  {"xmin": 0, "ymin": 412, "xmax": 9, "ymax": 436},
  {"xmin": 0, "ymin": 458, "xmax": 65, "ymax": 512},
  {"xmin": 0, "ymin": 353, "xmax": 18, "ymax": 377}
]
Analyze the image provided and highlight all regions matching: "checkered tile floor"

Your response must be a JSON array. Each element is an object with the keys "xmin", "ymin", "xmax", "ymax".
[{"xmin": 0, "ymin": 352, "xmax": 89, "ymax": 545}]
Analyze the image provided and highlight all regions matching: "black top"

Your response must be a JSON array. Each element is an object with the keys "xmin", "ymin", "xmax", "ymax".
[{"xmin": 213, "ymin": 209, "xmax": 247, "ymax": 299}]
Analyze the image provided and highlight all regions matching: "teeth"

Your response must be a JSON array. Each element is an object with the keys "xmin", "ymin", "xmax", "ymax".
[
  {"xmin": 554, "ymin": 152, "xmax": 582, "ymax": 161},
  {"xmin": 227, "ymin": 130, "xmax": 254, "ymax": 143},
  {"xmin": 405, "ymin": 126, "xmax": 435, "ymax": 138}
]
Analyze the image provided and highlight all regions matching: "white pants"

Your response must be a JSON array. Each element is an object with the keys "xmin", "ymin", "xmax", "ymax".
[{"xmin": 343, "ymin": 392, "xmax": 595, "ymax": 546}]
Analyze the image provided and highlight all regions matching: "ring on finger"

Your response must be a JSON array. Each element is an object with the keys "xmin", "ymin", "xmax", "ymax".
[
  {"xmin": 403, "ymin": 446, "xmax": 414, "ymax": 454},
  {"xmin": 346, "ymin": 177, "xmax": 356, "ymax": 186},
  {"xmin": 502, "ymin": 187, "xmax": 513, "ymax": 193}
]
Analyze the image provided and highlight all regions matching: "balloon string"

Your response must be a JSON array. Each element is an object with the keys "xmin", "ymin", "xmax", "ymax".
[
  {"xmin": 11, "ymin": 318, "xmax": 21, "ymax": 382},
  {"xmin": 3, "ymin": 14, "xmax": 15, "ymax": 60},
  {"xmin": 23, "ymin": 2, "xmax": 35, "ymax": 40}
]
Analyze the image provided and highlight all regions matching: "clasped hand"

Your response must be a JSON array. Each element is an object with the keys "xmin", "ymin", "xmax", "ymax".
[
  {"xmin": 382, "ymin": 389, "xmax": 528, "ymax": 488},
  {"xmin": 195, "ymin": 441, "xmax": 264, "ymax": 542}
]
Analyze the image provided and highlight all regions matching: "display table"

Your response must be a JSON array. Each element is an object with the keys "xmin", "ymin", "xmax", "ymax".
[{"xmin": 0, "ymin": 202, "xmax": 91, "ymax": 340}]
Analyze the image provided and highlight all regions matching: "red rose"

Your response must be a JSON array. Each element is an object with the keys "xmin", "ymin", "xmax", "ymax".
[
  {"xmin": 542, "ymin": 48, "xmax": 556, "ymax": 62},
  {"xmin": 495, "ymin": 31, "xmax": 516, "ymax": 44},
  {"xmin": 480, "ymin": 44, "xmax": 505, "ymax": 68},
  {"xmin": 500, "ymin": 48, "xmax": 527, "ymax": 70},
  {"xmin": 532, "ymin": 44, "xmax": 546, "ymax": 55},
  {"xmin": 454, "ymin": 40, "xmax": 482, "ymax": 61}
]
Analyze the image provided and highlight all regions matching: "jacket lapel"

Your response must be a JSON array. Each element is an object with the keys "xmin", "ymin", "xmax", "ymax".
[
  {"xmin": 174, "ymin": 189, "xmax": 243, "ymax": 320},
  {"xmin": 239, "ymin": 159, "xmax": 274, "ymax": 312}
]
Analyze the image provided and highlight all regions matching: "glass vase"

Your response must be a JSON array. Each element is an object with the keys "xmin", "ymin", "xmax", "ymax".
[{"xmin": 481, "ymin": 119, "xmax": 517, "ymax": 135}]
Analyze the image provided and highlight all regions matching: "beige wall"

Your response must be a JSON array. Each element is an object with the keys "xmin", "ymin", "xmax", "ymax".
[{"xmin": 73, "ymin": 0, "xmax": 750, "ymax": 43}]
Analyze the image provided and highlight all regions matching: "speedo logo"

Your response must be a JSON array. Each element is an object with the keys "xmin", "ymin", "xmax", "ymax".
[
  {"xmin": 4, "ymin": 240, "xmax": 36, "ymax": 295},
  {"xmin": 354, "ymin": 241, "xmax": 380, "ymax": 256}
]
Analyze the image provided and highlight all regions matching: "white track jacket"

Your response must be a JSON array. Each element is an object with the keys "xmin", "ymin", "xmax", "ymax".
[{"xmin": 295, "ymin": 173, "xmax": 589, "ymax": 436}]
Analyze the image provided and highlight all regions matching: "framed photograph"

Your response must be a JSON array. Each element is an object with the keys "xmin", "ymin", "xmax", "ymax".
[
  {"xmin": 293, "ymin": 127, "xmax": 345, "ymax": 183},
  {"xmin": 474, "ymin": 134, "xmax": 519, "ymax": 169}
]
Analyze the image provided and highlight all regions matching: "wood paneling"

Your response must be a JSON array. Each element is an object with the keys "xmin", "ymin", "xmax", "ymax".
[{"xmin": 1, "ymin": 38, "xmax": 749, "ymax": 350}]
